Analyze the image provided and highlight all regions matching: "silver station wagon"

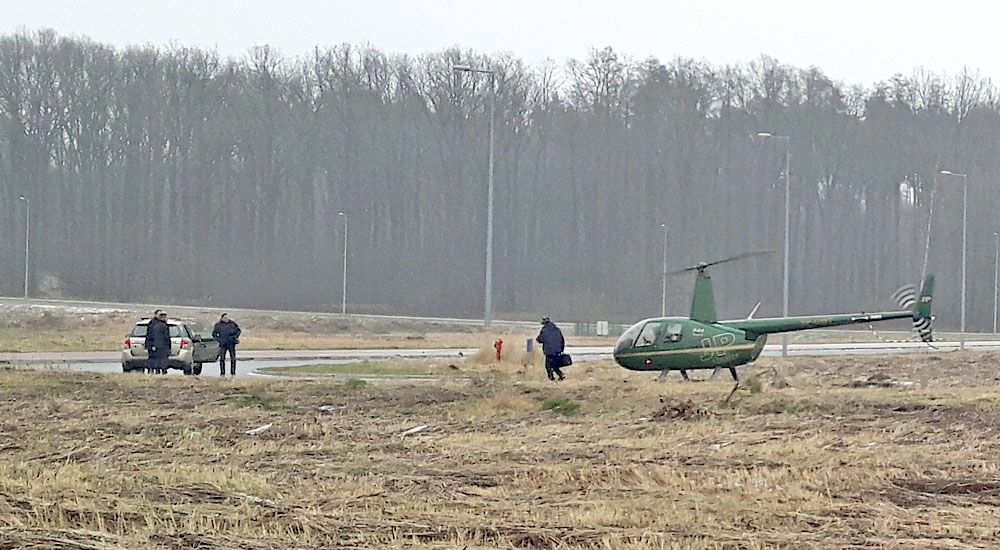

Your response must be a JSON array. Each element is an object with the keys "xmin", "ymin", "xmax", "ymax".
[{"xmin": 122, "ymin": 318, "xmax": 220, "ymax": 375}]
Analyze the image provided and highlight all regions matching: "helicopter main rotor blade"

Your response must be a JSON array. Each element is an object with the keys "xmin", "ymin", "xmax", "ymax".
[
  {"xmin": 700, "ymin": 250, "xmax": 777, "ymax": 269},
  {"xmin": 667, "ymin": 250, "xmax": 777, "ymax": 275}
]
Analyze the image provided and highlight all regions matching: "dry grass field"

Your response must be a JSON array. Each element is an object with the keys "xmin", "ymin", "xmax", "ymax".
[{"xmin": 2, "ymin": 350, "xmax": 1000, "ymax": 549}]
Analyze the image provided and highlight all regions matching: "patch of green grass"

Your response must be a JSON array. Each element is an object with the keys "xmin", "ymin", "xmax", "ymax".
[
  {"xmin": 744, "ymin": 375, "xmax": 764, "ymax": 394},
  {"xmin": 745, "ymin": 396, "xmax": 815, "ymax": 416},
  {"xmin": 541, "ymin": 396, "xmax": 580, "ymax": 415},
  {"xmin": 228, "ymin": 388, "xmax": 286, "ymax": 411},
  {"xmin": 344, "ymin": 378, "xmax": 367, "ymax": 388}
]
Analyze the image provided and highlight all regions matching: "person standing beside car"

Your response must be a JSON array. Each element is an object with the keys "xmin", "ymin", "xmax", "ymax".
[
  {"xmin": 142, "ymin": 309, "xmax": 160, "ymax": 373},
  {"xmin": 145, "ymin": 310, "xmax": 171, "ymax": 375},
  {"xmin": 213, "ymin": 313, "xmax": 241, "ymax": 377},
  {"xmin": 536, "ymin": 316, "xmax": 566, "ymax": 381}
]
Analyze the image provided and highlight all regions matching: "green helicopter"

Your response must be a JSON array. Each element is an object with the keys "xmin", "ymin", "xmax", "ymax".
[{"xmin": 613, "ymin": 252, "xmax": 934, "ymax": 381}]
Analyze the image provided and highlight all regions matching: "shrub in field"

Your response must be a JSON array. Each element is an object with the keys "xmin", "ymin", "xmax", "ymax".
[
  {"xmin": 542, "ymin": 396, "xmax": 580, "ymax": 415},
  {"xmin": 230, "ymin": 388, "xmax": 285, "ymax": 410},
  {"xmin": 462, "ymin": 392, "xmax": 538, "ymax": 418},
  {"xmin": 745, "ymin": 375, "xmax": 764, "ymax": 394},
  {"xmin": 469, "ymin": 337, "xmax": 538, "ymax": 366},
  {"xmin": 38, "ymin": 272, "xmax": 66, "ymax": 299},
  {"xmin": 345, "ymin": 378, "xmax": 367, "ymax": 388}
]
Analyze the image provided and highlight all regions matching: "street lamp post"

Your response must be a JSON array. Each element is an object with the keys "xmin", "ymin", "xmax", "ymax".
[
  {"xmin": 994, "ymin": 231, "xmax": 998, "ymax": 334},
  {"xmin": 18, "ymin": 195, "xmax": 29, "ymax": 299},
  {"xmin": 940, "ymin": 170, "xmax": 968, "ymax": 350},
  {"xmin": 756, "ymin": 133, "xmax": 791, "ymax": 356},
  {"xmin": 337, "ymin": 211, "xmax": 347, "ymax": 315},
  {"xmin": 660, "ymin": 223, "xmax": 667, "ymax": 317},
  {"xmin": 453, "ymin": 63, "xmax": 496, "ymax": 327}
]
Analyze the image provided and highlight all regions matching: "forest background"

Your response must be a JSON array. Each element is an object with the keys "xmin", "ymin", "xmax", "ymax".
[{"xmin": 0, "ymin": 30, "xmax": 994, "ymax": 328}]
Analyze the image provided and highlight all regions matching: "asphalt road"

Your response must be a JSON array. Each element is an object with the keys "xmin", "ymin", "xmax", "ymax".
[
  {"xmin": 3, "ymin": 341, "xmax": 997, "ymax": 379},
  {"xmin": 0, "ymin": 348, "xmax": 482, "ymax": 379}
]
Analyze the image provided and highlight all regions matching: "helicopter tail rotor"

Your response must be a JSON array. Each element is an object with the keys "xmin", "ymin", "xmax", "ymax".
[
  {"xmin": 893, "ymin": 277, "xmax": 934, "ymax": 343},
  {"xmin": 892, "ymin": 284, "xmax": 916, "ymax": 309}
]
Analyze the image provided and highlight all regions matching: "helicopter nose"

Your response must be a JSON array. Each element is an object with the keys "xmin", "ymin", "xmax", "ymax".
[
  {"xmin": 613, "ymin": 331, "xmax": 632, "ymax": 357},
  {"xmin": 613, "ymin": 321, "xmax": 643, "ymax": 360}
]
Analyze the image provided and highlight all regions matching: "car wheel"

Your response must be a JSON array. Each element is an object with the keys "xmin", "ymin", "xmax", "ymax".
[
  {"xmin": 122, "ymin": 363, "xmax": 132, "ymax": 373},
  {"xmin": 182, "ymin": 364, "xmax": 193, "ymax": 376},
  {"xmin": 193, "ymin": 363, "xmax": 203, "ymax": 376}
]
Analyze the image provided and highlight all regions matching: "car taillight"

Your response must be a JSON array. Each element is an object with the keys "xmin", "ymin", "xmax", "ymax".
[
  {"xmin": 124, "ymin": 338, "xmax": 131, "ymax": 348},
  {"xmin": 180, "ymin": 338, "xmax": 191, "ymax": 349}
]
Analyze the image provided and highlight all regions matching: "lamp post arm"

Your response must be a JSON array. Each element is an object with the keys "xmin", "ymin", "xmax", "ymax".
[
  {"xmin": 453, "ymin": 64, "xmax": 498, "ymax": 327},
  {"xmin": 342, "ymin": 215, "xmax": 348, "ymax": 315},
  {"xmin": 25, "ymin": 201, "xmax": 29, "ymax": 299},
  {"xmin": 782, "ymin": 137, "xmax": 790, "ymax": 321},
  {"xmin": 961, "ymin": 176, "xmax": 967, "ymax": 348},
  {"xmin": 661, "ymin": 224, "xmax": 667, "ymax": 317},
  {"xmin": 940, "ymin": 170, "xmax": 968, "ymax": 349},
  {"xmin": 993, "ymin": 232, "xmax": 998, "ymax": 334},
  {"xmin": 19, "ymin": 197, "xmax": 29, "ymax": 299},
  {"xmin": 484, "ymin": 71, "xmax": 495, "ymax": 327}
]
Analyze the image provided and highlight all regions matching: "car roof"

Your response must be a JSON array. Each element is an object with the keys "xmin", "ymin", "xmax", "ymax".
[{"xmin": 135, "ymin": 318, "xmax": 185, "ymax": 326}]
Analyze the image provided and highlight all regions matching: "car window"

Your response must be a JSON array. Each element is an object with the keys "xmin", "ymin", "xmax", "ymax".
[
  {"xmin": 130, "ymin": 324, "xmax": 185, "ymax": 338},
  {"xmin": 186, "ymin": 323, "xmax": 211, "ymax": 340}
]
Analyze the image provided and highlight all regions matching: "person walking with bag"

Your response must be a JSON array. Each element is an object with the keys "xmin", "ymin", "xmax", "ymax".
[
  {"xmin": 213, "ymin": 313, "xmax": 241, "ymax": 377},
  {"xmin": 536, "ymin": 316, "xmax": 566, "ymax": 381}
]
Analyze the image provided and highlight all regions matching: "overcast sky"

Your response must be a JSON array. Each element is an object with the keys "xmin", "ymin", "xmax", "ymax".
[{"xmin": 2, "ymin": 0, "xmax": 997, "ymax": 87}]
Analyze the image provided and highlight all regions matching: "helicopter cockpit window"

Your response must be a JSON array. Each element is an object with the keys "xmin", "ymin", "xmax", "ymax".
[
  {"xmin": 634, "ymin": 322, "xmax": 660, "ymax": 347},
  {"xmin": 663, "ymin": 323, "xmax": 683, "ymax": 343}
]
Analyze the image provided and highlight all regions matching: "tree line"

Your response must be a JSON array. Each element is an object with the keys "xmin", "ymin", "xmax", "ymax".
[{"xmin": 1, "ymin": 29, "xmax": 997, "ymax": 330}]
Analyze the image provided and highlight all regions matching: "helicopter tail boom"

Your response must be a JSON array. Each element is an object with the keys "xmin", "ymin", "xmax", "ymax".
[{"xmin": 724, "ymin": 275, "xmax": 934, "ymax": 341}]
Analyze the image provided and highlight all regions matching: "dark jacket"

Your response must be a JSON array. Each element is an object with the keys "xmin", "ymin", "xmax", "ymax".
[
  {"xmin": 145, "ymin": 318, "xmax": 171, "ymax": 358},
  {"xmin": 213, "ymin": 320, "xmax": 242, "ymax": 348},
  {"xmin": 536, "ymin": 322, "xmax": 565, "ymax": 356}
]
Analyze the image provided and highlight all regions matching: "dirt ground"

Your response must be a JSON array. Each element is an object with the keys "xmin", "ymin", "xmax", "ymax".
[{"xmin": 2, "ymin": 350, "xmax": 1000, "ymax": 549}]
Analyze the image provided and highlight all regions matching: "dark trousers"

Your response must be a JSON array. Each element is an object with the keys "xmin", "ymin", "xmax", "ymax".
[
  {"xmin": 544, "ymin": 354, "xmax": 565, "ymax": 381},
  {"xmin": 148, "ymin": 354, "xmax": 168, "ymax": 374},
  {"xmin": 219, "ymin": 345, "xmax": 236, "ymax": 375}
]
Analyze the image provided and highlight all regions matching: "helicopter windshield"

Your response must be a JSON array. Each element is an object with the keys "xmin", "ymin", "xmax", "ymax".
[
  {"xmin": 614, "ymin": 322, "xmax": 645, "ymax": 354},
  {"xmin": 634, "ymin": 322, "xmax": 660, "ymax": 347}
]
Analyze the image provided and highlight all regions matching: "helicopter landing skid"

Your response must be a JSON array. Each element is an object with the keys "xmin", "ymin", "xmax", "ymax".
[
  {"xmin": 709, "ymin": 367, "xmax": 740, "ymax": 381},
  {"xmin": 656, "ymin": 369, "xmax": 692, "ymax": 381},
  {"xmin": 658, "ymin": 368, "xmax": 738, "ymax": 381}
]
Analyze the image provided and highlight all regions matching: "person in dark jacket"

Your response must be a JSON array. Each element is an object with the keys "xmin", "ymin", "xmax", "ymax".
[
  {"xmin": 142, "ymin": 310, "xmax": 160, "ymax": 374},
  {"xmin": 535, "ymin": 316, "xmax": 565, "ymax": 381},
  {"xmin": 213, "ymin": 313, "xmax": 241, "ymax": 376},
  {"xmin": 142, "ymin": 309, "xmax": 160, "ymax": 374},
  {"xmin": 145, "ymin": 310, "xmax": 171, "ymax": 375}
]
